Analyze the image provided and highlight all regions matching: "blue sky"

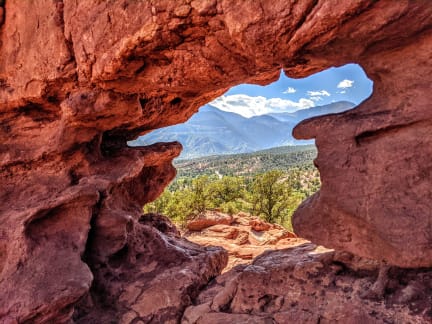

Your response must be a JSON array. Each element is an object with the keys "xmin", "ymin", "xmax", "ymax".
[{"xmin": 209, "ymin": 64, "xmax": 373, "ymax": 118}]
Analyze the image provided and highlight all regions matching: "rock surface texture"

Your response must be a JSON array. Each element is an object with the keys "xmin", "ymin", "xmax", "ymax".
[
  {"xmin": 185, "ymin": 211, "xmax": 303, "ymax": 271},
  {"xmin": 183, "ymin": 244, "xmax": 432, "ymax": 323},
  {"xmin": 0, "ymin": 0, "xmax": 431, "ymax": 322},
  {"xmin": 74, "ymin": 213, "xmax": 227, "ymax": 324}
]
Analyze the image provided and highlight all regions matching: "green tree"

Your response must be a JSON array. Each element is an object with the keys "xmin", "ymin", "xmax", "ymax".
[
  {"xmin": 143, "ymin": 190, "xmax": 172, "ymax": 214},
  {"xmin": 163, "ymin": 189, "xmax": 194, "ymax": 225},
  {"xmin": 190, "ymin": 175, "xmax": 213, "ymax": 213},
  {"xmin": 143, "ymin": 166, "xmax": 320, "ymax": 230},
  {"xmin": 250, "ymin": 170, "xmax": 293, "ymax": 224},
  {"xmin": 209, "ymin": 176, "xmax": 244, "ymax": 205},
  {"xmin": 143, "ymin": 188, "xmax": 195, "ymax": 227},
  {"xmin": 208, "ymin": 176, "xmax": 245, "ymax": 211}
]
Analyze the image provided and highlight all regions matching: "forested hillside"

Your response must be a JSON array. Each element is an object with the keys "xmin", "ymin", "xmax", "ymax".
[
  {"xmin": 144, "ymin": 145, "xmax": 320, "ymax": 230},
  {"xmin": 175, "ymin": 144, "xmax": 317, "ymax": 177}
]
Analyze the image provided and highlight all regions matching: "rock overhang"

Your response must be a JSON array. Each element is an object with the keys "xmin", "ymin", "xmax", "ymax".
[{"xmin": 0, "ymin": 0, "xmax": 431, "ymax": 322}]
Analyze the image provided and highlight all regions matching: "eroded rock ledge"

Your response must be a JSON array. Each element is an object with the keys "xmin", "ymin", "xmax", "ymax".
[
  {"xmin": 183, "ymin": 244, "xmax": 432, "ymax": 323},
  {"xmin": 0, "ymin": 1, "xmax": 431, "ymax": 322}
]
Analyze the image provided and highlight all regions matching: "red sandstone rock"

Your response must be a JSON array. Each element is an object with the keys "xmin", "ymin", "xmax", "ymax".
[
  {"xmin": 0, "ymin": 0, "xmax": 431, "ymax": 322},
  {"xmin": 74, "ymin": 214, "xmax": 227, "ymax": 323},
  {"xmin": 183, "ymin": 244, "xmax": 432, "ymax": 323},
  {"xmin": 187, "ymin": 211, "xmax": 233, "ymax": 231},
  {"xmin": 140, "ymin": 212, "xmax": 182, "ymax": 237},
  {"xmin": 0, "ymin": 7, "xmax": 4, "ymax": 26},
  {"xmin": 249, "ymin": 218, "xmax": 271, "ymax": 231},
  {"xmin": 290, "ymin": 9, "xmax": 432, "ymax": 268},
  {"xmin": 0, "ymin": 142, "xmax": 183, "ymax": 322},
  {"xmin": 185, "ymin": 212, "xmax": 303, "ymax": 271}
]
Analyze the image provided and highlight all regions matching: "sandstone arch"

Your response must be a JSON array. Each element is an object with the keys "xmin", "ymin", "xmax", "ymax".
[{"xmin": 0, "ymin": 1, "xmax": 431, "ymax": 322}]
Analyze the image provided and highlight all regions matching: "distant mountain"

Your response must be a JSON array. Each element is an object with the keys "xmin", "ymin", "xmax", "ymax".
[
  {"xmin": 130, "ymin": 101, "xmax": 355, "ymax": 158},
  {"xmin": 268, "ymin": 101, "xmax": 355, "ymax": 123}
]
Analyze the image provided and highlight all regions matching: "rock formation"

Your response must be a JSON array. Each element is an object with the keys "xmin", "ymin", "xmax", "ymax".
[
  {"xmin": 183, "ymin": 244, "xmax": 432, "ymax": 323},
  {"xmin": 75, "ymin": 213, "xmax": 227, "ymax": 323},
  {"xmin": 0, "ymin": 0, "xmax": 431, "ymax": 322},
  {"xmin": 186, "ymin": 210, "xmax": 234, "ymax": 232},
  {"xmin": 185, "ymin": 211, "xmax": 302, "ymax": 270}
]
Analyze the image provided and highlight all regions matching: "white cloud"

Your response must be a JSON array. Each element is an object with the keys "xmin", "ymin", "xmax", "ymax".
[
  {"xmin": 337, "ymin": 79, "xmax": 354, "ymax": 89},
  {"xmin": 309, "ymin": 96, "xmax": 323, "ymax": 102},
  {"xmin": 208, "ymin": 94, "xmax": 315, "ymax": 118},
  {"xmin": 338, "ymin": 90, "xmax": 347, "ymax": 94},
  {"xmin": 307, "ymin": 90, "xmax": 330, "ymax": 97},
  {"xmin": 283, "ymin": 87, "xmax": 296, "ymax": 94}
]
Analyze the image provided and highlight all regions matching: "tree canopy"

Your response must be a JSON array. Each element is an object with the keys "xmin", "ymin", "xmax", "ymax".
[{"xmin": 143, "ymin": 168, "xmax": 320, "ymax": 231}]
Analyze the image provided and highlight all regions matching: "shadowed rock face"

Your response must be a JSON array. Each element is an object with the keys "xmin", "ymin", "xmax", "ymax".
[
  {"xmin": 74, "ymin": 214, "xmax": 227, "ymax": 324},
  {"xmin": 0, "ymin": 0, "xmax": 431, "ymax": 322}
]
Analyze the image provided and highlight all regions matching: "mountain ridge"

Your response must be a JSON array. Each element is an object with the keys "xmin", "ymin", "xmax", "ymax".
[{"xmin": 131, "ymin": 101, "xmax": 355, "ymax": 158}]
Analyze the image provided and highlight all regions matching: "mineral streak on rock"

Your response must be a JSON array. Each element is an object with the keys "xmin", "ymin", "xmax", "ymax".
[{"xmin": 0, "ymin": 0, "xmax": 431, "ymax": 322}]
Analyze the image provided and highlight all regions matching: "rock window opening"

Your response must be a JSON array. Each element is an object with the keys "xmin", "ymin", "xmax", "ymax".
[
  {"xmin": 132, "ymin": 63, "xmax": 372, "ymax": 271},
  {"xmin": 3, "ymin": 2, "xmax": 431, "ymax": 322}
]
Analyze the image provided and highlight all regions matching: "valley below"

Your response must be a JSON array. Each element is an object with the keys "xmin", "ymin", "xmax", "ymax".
[
  {"xmin": 175, "ymin": 144, "xmax": 318, "ymax": 177},
  {"xmin": 144, "ymin": 145, "xmax": 320, "ymax": 231}
]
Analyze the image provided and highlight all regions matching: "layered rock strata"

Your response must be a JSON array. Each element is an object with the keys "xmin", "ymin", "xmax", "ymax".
[{"xmin": 0, "ymin": 0, "xmax": 431, "ymax": 322}]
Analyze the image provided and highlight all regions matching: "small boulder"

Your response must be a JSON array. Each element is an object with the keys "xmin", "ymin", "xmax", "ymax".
[
  {"xmin": 187, "ymin": 211, "xmax": 233, "ymax": 231},
  {"xmin": 249, "ymin": 218, "xmax": 271, "ymax": 231}
]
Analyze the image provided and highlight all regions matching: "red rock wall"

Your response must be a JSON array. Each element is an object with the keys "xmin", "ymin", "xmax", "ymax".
[
  {"xmin": 0, "ymin": 0, "xmax": 431, "ymax": 322},
  {"xmin": 293, "ymin": 20, "xmax": 432, "ymax": 268}
]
